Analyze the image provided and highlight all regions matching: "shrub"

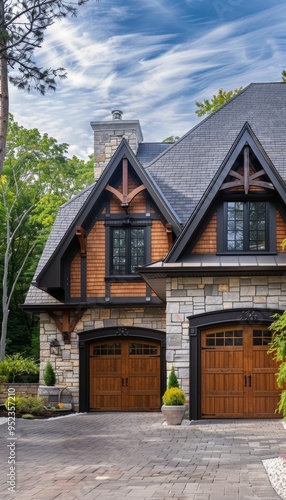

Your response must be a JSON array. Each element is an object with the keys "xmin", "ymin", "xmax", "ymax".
[
  {"xmin": 168, "ymin": 367, "xmax": 179, "ymax": 389},
  {"xmin": 162, "ymin": 388, "xmax": 186, "ymax": 406},
  {"xmin": 4, "ymin": 395, "xmax": 45, "ymax": 414},
  {"xmin": 0, "ymin": 375, "xmax": 7, "ymax": 384},
  {"xmin": 0, "ymin": 353, "xmax": 39, "ymax": 383},
  {"xmin": 278, "ymin": 390, "xmax": 286, "ymax": 418},
  {"xmin": 268, "ymin": 311, "xmax": 286, "ymax": 418},
  {"xmin": 43, "ymin": 361, "xmax": 56, "ymax": 386},
  {"xmin": 21, "ymin": 414, "xmax": 35, "ymax": 419}
]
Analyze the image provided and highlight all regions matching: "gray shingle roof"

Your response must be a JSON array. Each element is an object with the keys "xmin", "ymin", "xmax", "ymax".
[
  {"xmin": 147, "ymin": 83, "xmax": 286, "ymax": 224},
  {"xmin": 25, "ymin": 184, "xmax": 94, "ymax": 305},
  {"xmin": 136, "ymin": 142, "xmax": 172, "ymax": 166}
]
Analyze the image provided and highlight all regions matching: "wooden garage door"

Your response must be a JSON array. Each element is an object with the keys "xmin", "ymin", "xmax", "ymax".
[
  {"xmin": 89, "ymin": 338, "xmax": 161, "ymax": 411},
  {"xmin": 201, "ymin": 325, "xmax": 281, "ymax": 418}
]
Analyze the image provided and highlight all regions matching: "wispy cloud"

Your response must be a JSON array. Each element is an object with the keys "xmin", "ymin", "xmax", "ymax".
[{"xmin": 9, "ymin": 1, "xmax": 286, "ymax": 158}]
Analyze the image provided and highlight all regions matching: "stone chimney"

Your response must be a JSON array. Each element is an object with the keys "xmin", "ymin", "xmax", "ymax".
[{"xmin": 90, "ymin": 110, "xmax": 143, "ymax": 181}]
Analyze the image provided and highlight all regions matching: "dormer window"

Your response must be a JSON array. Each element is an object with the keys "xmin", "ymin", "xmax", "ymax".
[
  {"xmin": 111, "ymin": 227, "xmax": 145, "ymax": 275},
  {"xmin": 216, "ymin": 198, "xmax": 276, "ymax": 254},
  {"xmin": 215, "ymin": 144, "xmax": 277, "ymax": 255},
  {"xmin": 105, "ymin": 218, "xmax": 151, "ymax": 279},
  {"xmin": 226, "ymin": 201, "xmax": 266, "ymax": 251}
]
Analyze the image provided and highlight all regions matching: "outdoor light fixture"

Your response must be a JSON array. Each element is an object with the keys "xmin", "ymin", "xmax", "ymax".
[
  {"xmin": 50, "ymin": 339, "xmax": 61, "ymax": 356},
  {"xmin": 62, "ymin": 331, "xmax": 70, "ymax": 341}
]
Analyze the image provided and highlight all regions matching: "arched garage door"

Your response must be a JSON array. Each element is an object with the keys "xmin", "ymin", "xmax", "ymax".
[
  {"xmin": 89, "ymin": 338, "xmax": 161, "ymax": 411},
  {"xmin": 79, "ymin": 327, "xmax": 166, "ymax": 413},
  {"xmin": 201, "ymin": 324, "xmax": 281, "ymax": 418}
]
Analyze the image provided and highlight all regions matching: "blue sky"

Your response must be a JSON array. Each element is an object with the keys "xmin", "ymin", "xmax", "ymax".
[{"xmin": 9, "ymin": 0, "xmax": 286, "ymax": 159}]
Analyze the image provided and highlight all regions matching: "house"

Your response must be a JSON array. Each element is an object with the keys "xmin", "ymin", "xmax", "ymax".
[{"xmin": 23, "ymin": 83, "xmax": 286, "ymax": 419}]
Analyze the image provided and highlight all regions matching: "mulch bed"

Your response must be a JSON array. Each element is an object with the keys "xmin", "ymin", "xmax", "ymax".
[{"xmin": 0, "ymin": 408, "xmax": 74, "ymax": 419}]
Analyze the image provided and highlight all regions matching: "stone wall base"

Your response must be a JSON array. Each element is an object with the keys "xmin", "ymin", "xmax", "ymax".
[{"xmin": 0, "ymin": 383, "xmax": 39, "ymax": 405}]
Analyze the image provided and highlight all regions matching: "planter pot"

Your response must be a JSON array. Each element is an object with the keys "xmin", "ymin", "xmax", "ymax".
[
  {"xmin": 161, "ymin": 405, "xmax": 187, "ymax": 425},
  {"xmin": 38, "ymin": 386, "xmax": 73, "ymax": 409},
  {"xmin": 38, "ymin": 385, "xmax": 62, "ymax": 404}
]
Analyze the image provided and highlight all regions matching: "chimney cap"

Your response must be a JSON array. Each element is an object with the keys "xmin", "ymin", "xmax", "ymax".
[{"xmin": 111, "ymin": 110, "xmax": 123, "ymax": 120}]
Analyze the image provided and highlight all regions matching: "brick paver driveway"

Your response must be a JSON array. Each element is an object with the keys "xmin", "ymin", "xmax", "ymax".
[{"xmin": 0, "ymin": 413, "xmax": 285, "ymax": 499}]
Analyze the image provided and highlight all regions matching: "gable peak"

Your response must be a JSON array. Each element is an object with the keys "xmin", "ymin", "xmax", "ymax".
[{"xmin": 220, "ymin": 144, "xmax": 274, "ymax": 194}]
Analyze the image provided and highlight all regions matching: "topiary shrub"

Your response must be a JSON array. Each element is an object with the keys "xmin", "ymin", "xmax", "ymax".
[
  {"xmin": 43, "ymin": 361, "xmax": 56, "ymax": 386},
  {"xmin": 162, "ymin": 387, "xmax": 186, "ymax": 406},
  {"xmin": 168, "ymin": 366, "xmax": 179, "ymax": 389}
]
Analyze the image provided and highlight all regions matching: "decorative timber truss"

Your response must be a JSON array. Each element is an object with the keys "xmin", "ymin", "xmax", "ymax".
[
  {"xmin": 47, "ymin": 309, "xmax": 86, "ymax": 344},
  {"xmin": 220, "ymin": 145, "xmax": 274, "ymax": 194},
  {"xmin": 105, "ymin": 155, "xmax": 146, "ymax": 209}
]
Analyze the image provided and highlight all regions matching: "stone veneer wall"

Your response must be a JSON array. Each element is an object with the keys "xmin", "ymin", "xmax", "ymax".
[
  {"xmin": 0, "ymin": 383, "xmax": 39, "ymax": 405},
  {"xmin": 40, "ymin": 306, "xmax": 166, "ymax": 411},
  {"xmin": 166, "ymin": 275, "xmax": 286, "ymax": 401}
]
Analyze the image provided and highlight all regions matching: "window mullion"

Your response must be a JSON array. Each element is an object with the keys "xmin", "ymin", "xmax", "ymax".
[
  {"xmin": 244, "ymin": 202, "xmax": 249, "ymax": 251},
  {"xmin": 126, "ymin": 228, "xmax": 130, "ymax": 274}
]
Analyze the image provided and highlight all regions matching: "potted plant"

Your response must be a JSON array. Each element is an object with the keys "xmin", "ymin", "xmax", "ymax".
[{"xmin": 161, "ymin": 367, "xmax": 187, "ymax": 425}]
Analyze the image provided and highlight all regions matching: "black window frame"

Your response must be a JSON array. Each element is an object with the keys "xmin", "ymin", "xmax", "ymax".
[
  {"xmin": 217, "ymin": 197, "xmax": 276, "ymax": 254},
  {"xmin": 111, "ymin": 226, "xmax": 145, "ymax": 276},
  {"xmin": 105, "ymin": 218, "xmax": 151, "ymax": 279}
]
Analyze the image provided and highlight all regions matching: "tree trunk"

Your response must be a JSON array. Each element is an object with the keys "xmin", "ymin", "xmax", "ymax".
[
  {"xmin": 0, "ymin": 210, "xmax": 10, "ymax": 361},
  {"xmin": 0, "ymin": 0, "xmax": 9, "ymax": 175},
  {"xmin": 0, "ymin": 304, "xmax": 9, "ymax": 361}
]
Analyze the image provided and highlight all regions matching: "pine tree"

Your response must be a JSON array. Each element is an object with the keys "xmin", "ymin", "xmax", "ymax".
[{"xmin": 168, "ymin": 366, "xmax": 179, "ymax": 389}]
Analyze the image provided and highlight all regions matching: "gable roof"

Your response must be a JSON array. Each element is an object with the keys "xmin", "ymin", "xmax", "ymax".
[
  {"xmin": 146, "ymin": 83, "xmax": 286, "ymax": 225},
  {"xmin": 34, "ymin": 139, "xmax": 182, "ymax": 294},
  {"xmin": 166, "ymin": 123, "xmax": 286, "ymax": 262}
]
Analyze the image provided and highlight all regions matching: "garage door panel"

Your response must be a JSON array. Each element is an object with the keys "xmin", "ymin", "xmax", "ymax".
[
  {"xmin": 128, "ymin": 395, "xmax": 160, "ymax": 411},
  {"xmin": 89, "ymin": 338, "xmax": 161, "ymax": 411},
  {"xmin": 203, "ymin": 349, "xmax": 243, "ymax": 368},
  {"xmin": 202, "ymin": 326, "xmax": 282, "ymax": 418},
  {"xmin": 91, "ymin": 394, "xmax": 123, "ymax": 411},
  {"xmin": 202, "ymin": 395, "xmax": 244, "ymax": 418}
]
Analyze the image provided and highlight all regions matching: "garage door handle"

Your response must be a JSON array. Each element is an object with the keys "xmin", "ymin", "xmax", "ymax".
[
  {"xmin": 122, "ymin": 378, "xmax": 128, "ymax": 387},
  {"xmin": 244, "ymin": 375, "xmax": 252, "ymax": 387}
]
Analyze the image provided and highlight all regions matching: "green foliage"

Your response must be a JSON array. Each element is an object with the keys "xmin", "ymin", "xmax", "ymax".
[
  {"xmin": 0, "ymin": 115, "xmax": 93, "ymax": 358},
  {"xmin": 268, "ymin": 311, "xmax": 286, "ymax": 418},
  {"xmin": 1, "ymin": 0, "xmax": 90, "ymax": 94},
  {"xmin": 4, "ymin": 395, "xmax": 45, "ymax": 414},
  {"xmin": 282, "ymin": 239, "xmax": 286, "ymax": 251},
  {"xmin": 43, "ymin": 361, "xmax": 56, "ymax": 386},
  {"xmin": 162, "ymin": 136, "xmax": 180, "ymax": 143},
  {"xmin": 0, "ymin": 375, "xmax": 7, "ymax": 384},
  {"xmin": 195, "ymin": 87, "xmax": 243, "ymax": 117},
  {"xmin": 282, "ymin": 70, "xmax": 286, "ymax": 82},
  {"xmin": 0, "ymin": 353, "xmax": 39, "ymax": 382},
  {"xmin": 168, "ymin": 367, "xmax": 180, "ymax": 389},
  {"xmin": 162, "ymin": 387, "xmax": 186, "ymax": 406},
  {"xmin": 278, "ymin": 391, "xmax": 286, "ymax": 418},
  {"xmin": 21, "ymin": 414, "xmax": 35, "ymax": 419}
]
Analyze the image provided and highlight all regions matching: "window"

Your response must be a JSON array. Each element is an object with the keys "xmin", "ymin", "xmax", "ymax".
[
  {"xmin": 206, "ymin": 330, "xmax": 243, "ymax": 346},
  {"xmin": 225, "ymin": 201, "xmax": 267, "ymax": 251},
  {"xmin": 111, "ymin": 227, "xmax": 145, "ymax": 275}
]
